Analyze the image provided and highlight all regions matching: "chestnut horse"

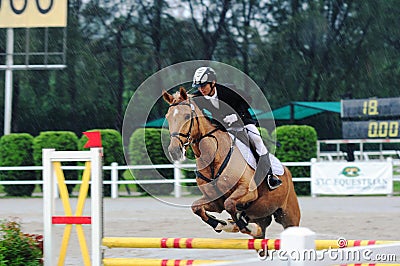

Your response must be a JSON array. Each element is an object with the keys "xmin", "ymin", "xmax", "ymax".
[{"xmin": 163, "ymin": 87, "xmax": 300, "ymax": 240}]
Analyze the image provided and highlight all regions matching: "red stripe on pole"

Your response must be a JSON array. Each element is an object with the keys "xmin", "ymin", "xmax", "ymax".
[
  {"xmin": 161, "ymin": 238, "xmax": 168, "ymax": 248},
  {"xmin": 161, "ymin": 259, "xmax": 168, "ymax": 266},
  {"xmin": 274, "ymin": 239, "xmax": 280, "ymax": 250},
  {"xmin": 248, "ymin": 239, "xmax": 255, "ymax": 250},
  {"xmin": 52, "ymin": 216, "xmax": 91, "ymax": 224},
  {"xmin": 174, "ymin": 260, "xmax": 181, "ymax": 266},
  {"xmin": 187, "ymin": 260, "xmax": 194, "ymax": 265},
  {"xmin": 174, "ymin": 238, "xmax": 180, "ymax": 248},
  {"xmin": 354, "ymin": 240, "xmax": 361, "ymax": 246},
  {"xmin": 262, "ymin": 239, "xmax": 268, "ymax": 250},
  {"xmin": 185, "ymin": 238, "xmax": 193, "ymax": 249},
  {"xmin": 367, "ymin": 240, "xmax": 376, "ymax": 245}
]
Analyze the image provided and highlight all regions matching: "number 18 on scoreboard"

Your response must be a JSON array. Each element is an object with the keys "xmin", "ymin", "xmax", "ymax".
[{"xmin": 341, "ymin": 97, "xmax": 400, "ymax": 139}]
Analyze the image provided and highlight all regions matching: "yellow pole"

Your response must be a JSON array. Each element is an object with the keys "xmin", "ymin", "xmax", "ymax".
[
  {"xmin": 53, "ymin": 161, "xmax": 93, "ymax": 266},
  {"xmin": 102, "ymin": 237, "xmax": 275, "ymax": 250},
  {"xmin": 102, "ymin": 237, "xmax": 400, "ymax": 251},
  {"xmin": 54, "ymin": 162, "xmax": 73, "ymax": 266},
  {"xmin": 103, "ymin": 258, "xmax": 231, "ymax": 266},
  {"xmin": 74, "ymin": 161, "xmax": 92, "ymax": 266}
]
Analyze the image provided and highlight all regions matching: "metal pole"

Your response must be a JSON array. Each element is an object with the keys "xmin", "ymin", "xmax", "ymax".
[
  {"xmin": 174, "ymin": 163, "xmax": 182, "ymax": 198},
  {"xmin": 4, "ymin": 28, "xmax": 14, "ymax": 135},
  {"xmin": 91, "ymin": 148, "xmax": 104, "ymax": 266}
]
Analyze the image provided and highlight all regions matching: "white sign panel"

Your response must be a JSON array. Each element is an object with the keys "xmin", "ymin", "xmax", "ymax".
[{"xmin": 311, "ymin": 161, "xmax": 392, "ymax": 195}]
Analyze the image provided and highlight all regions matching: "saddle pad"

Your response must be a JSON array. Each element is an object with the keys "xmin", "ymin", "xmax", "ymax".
[{"xmin": 228, "ymin": 133, "xmax": 284, "ymax": 175}]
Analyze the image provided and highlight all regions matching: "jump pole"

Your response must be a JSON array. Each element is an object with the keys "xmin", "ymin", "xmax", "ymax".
[
  {"xmin": 102, "ymin": 237, "xmax": 399, "ymax": 251},
  {"xmin": 43, "ymin": 148, "xmax": 103, "ymax": 266}
]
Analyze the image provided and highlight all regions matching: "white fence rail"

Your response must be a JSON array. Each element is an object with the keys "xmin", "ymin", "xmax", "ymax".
[{"xmin": 0, "ymin": 161, "xmax": 398, "ymax": 198}]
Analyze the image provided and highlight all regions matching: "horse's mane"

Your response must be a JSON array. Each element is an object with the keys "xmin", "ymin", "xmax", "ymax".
[{"xmin": 170, "ymin": 91, "xmax": 194, "ymax": 104}]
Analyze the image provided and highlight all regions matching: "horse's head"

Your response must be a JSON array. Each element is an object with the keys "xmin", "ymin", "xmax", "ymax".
[{"xmin": 163, "ymin": 87, "xmax": 197, "ymax": 162}]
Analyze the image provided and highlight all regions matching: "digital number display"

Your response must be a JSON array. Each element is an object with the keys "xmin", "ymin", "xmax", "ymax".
[
  {"xmin": 341, "ymin": 97, "xmax": 400, "ymax": 118},
  {"xmin": 342, "ymin": 120, "xmax": 400, "ymax": 139}
]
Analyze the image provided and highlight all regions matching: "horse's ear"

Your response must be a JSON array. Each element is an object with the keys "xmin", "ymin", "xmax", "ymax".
[
  {"xmin": 162, "ymin": 89, "xmax": 174, "ymax": 104},
  {"xmin": 179, "ymin": 87, "xmax": 187, "ymax": 100}
]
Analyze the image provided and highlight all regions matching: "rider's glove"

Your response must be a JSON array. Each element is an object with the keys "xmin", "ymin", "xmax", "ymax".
[{"xmin": 223, "ymin": 114, "xmax": 238, "ymax": 126}]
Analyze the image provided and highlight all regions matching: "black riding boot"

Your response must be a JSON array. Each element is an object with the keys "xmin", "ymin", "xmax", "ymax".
[{"xmin": 255, "ymin": 154, "xmax": 282, "ymax": 190}]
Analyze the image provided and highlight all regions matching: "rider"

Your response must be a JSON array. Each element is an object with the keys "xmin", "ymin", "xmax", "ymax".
[{"xmin": 191, "ymin": 66, "xmax": 282, "ymax": 190}]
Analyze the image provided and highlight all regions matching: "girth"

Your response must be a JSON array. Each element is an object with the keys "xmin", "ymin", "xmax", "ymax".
[{"xmin": 195, "ymin": 132, "xmax": 236, "ymax": 183}]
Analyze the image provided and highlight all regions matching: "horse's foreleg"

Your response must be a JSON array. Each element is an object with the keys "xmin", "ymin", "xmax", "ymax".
[
  {"xmin": 191, "ymin": 197, "xmax": 225, "ymax": 232},
  {"xmin": 223, "ymin": 183, "xmax": 261, "ymax": 237}
]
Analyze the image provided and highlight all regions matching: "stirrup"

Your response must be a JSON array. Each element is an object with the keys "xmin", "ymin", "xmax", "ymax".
[{"xmin": 267, "ymin": 174, "xmax": 282, "ymax": 190}]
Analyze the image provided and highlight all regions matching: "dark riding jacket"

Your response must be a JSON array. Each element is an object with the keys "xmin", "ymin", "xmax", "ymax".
[{"xmin": 192, "ymin": 84, "xmax": 256, "ymax": 129}]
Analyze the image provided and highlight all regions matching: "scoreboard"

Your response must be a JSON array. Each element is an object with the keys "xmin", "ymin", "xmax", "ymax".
[{"xmin": 341, "ymin": 97, "xmax": 400, "ymax": 139}]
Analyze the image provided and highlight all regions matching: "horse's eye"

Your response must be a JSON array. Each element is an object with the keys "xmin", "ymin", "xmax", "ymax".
[{"xmin": 184, "ymin": 114, "xmax": 191, "ymax": 120}]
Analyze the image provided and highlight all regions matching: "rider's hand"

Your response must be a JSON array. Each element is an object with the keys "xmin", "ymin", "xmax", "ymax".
[{"xmin": 223, "ymin": 114, "xmax": 238, "ymax": 126}]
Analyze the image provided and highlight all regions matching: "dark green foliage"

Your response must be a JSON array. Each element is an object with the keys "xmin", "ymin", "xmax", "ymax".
[
  {"xmin": 0, "ymin": 1, "xmax": 400, "ymax": 141},
  {"xmin": 129, "ymin": 128, "xmax": 173, "ymax": 195},
  {"xmin": 0, "ymin": 134, "xmax": 35, "ymax": 197},
  {"xmin": 79, "ymin": 129, "xmax": 125, "ymax": 197},
  {"xmin": 33, "ymin": 131, "xmax": 79, "ymax": 194},
  {"xmin": 0, "ymin": 219, "xmax": 42, "ymax": 266},
  {"xmin": 273, "ymin": 125, "xmax": 317, "ymax": 195}
]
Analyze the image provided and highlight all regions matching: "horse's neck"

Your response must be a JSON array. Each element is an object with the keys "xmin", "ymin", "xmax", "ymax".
[{"xmin": 191, "ymin": 115, "xmax": 231, "ymax": 167}]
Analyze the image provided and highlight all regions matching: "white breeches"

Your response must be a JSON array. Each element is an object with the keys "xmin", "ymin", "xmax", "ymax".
[{"xmin": 244, "ymin": 124, "xmax": 268, "ymax": 156}]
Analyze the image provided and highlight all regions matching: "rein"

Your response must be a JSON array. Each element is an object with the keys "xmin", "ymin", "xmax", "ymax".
[{"xmin": 168, "ymin": 99, "xmax": 234, "ymax": 184}]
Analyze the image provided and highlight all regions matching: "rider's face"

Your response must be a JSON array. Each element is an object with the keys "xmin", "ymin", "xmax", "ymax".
[{"xmin": 198, "ymin": 82, "xmax": 215, "ymax": 96}]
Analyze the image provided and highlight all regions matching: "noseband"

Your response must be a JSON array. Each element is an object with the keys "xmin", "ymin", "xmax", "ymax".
[{"xmin": 168, "ymin": 100, "xmax": 198, "ymax": 148}]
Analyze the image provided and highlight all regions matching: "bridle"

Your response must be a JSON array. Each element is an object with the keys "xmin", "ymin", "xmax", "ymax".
[
  {"xmin": 168, "ymin": 98, "xmax": 233, "ymax": 184},
  {"xmin": 168, "ymin": 99, "xmax": 199, "ymax": 148}
]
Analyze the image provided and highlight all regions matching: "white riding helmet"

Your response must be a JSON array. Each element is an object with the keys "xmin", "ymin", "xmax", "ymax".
[{"xmin": 192, "ymin": 67, "xmax": 217, "ymax": 88}]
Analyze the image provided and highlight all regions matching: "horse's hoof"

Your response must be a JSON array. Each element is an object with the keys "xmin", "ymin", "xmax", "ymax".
[{"xmin": 240, "ymin": 223, "xmax": 263, "ymax": 237}]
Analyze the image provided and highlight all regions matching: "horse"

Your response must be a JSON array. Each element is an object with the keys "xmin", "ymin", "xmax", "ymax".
[{"xmin": 162, "ymin": 87, "xmax": 300, "ymax": 243}]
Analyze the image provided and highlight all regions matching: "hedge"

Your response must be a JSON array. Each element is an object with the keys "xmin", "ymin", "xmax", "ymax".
[
  {"xmin": 33, "ymin": 131, "xmax": 79, "ymax": 195},
  {"xmin": 129, "ymin": 128, "xmax": 173, "ymax": 195},
  {"xmin": 0, "ymin": 133, "xmax": 35, "ymax": 197},
  {"xmin": 79, "ymin": 129, "xmax": 125, "ymax": 197},
  {"xmin": 273, "ymin": 125, "xmax": 317, "ymax": 195}
]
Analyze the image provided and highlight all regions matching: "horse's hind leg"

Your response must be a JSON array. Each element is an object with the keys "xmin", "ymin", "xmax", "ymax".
[
  {"xmin": 252, "ymin": 216, "xmax": 272, "ymax": 239},
  {"xmin": 273, "ymin": 191, "xmax": 301, "ymax": 228},
  {"xmin": 252, "ymin": 216, "xmax": 272, "ymax": 257}
]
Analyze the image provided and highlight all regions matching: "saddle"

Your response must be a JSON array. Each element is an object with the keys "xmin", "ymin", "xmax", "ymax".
[{"xmin": 228, "ymin": 128, "xmax": 259, "ymax": 162}]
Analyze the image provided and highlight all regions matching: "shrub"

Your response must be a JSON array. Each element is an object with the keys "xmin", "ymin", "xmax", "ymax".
[
  {"xmin": 272, "ymin": 125, "xmax": 317, "ymax": 195},
  {"xmin": 0, "ymin": 219, "xmax": 42, "ymax": 266},
  {"xmin": 79, "ymin": 129, "xmax": 125, "ymax": 197},
  {"xmin": 258, "ymin": 126, "xmax": 276, "ymax": 152},
  {"xmin": 0, "ymin": 134, "xmax": 35, "ymax": 196},
  {"xmin": 33, "ymin": 131, "xmax": 79, "ymax": 194},
  {"xmin": 129, "ymin": 128, "xmax": 173, "ymax": 195}
]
